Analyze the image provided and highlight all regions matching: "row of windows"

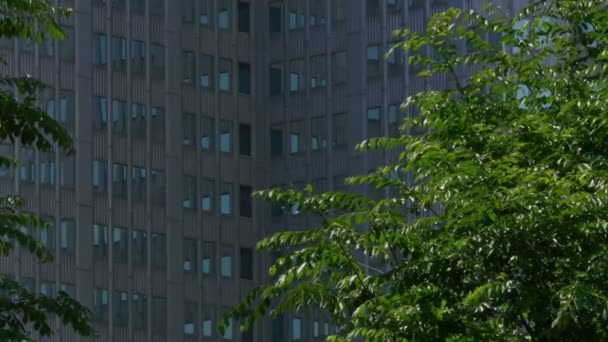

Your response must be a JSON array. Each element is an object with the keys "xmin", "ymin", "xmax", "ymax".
[
  {"xmin": 183, "ymin": 179, "xmax": 253, "ymax": 218},
  {"xmin": 269, "ymin": 106, "xmax": 401, "ymax": 157},
  {"xmin": 92, "ymin": 34, "xmax": 164, "ymax": 79},
  {"xmin": 18, "ymin": 218, "xmax": 76, "ymax": 256},
  {"xmin": 4, "ymin": 153, "xmax": 76, "ymax": 188},
  {"xmin": 182, "ymin": 0, "xmax": 251, "ymax": 34},
  {"xmin": 92, "ymin": 161, "xmax": 165, "ymax": 203},
  {"xmin": 92, "ymin": 224, "xmax": 252, "ymax": 279},
  {"xmin": 183, "ymin": 115, "xmax": 252, "ymax": 156},
  {"xmin": 93, "ymin": 97, "xmax": 165, "ymax": 143},
  {"xmin": 272, "ymin": 315, "xmax": 335, "ymax": 342},
  {"xmin": 182, "ymin": 52, "xmax": 251, "ymax": 93},
  {"xmin": 0, "ymin": 26, "xmax": 75, "ymax": 60}
]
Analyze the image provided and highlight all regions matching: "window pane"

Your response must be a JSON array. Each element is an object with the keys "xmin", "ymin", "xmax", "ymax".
[
  {"xmin": 113, "ymin": 290, "xmax": 129, "ymax": 326},
  {"xmin": 269, "ymin": 4, "xmax": 282, "ymax": 33},
  {"xmin": 132, "ymin": 229, "xmax": 147, "ymax": 266},
  {"xmin": 270, "ymin": 125, "xmax": 283, "ymax": 156},
  {"xmin": 183, "ymin": 238, "xmax": 197, "ymax": 273},
  {"xmin": 220, "ymin": 183, "xmax": 232, "ymax": 215},
  {"xmin": 292, "ymin": 318, "xmax": 302, "ymax": 340},
  {"xmin": 202, "ymin": 241, "xmax": 215, "ymax": 275},
  {"xmin": 219, "ymin": 59, "xmax": 232, "ymax": 91},
  {"xmin": 201, "ymin": 179, "xmax": 214, "ymax": 212},
  {"xmin": 60, "ymin": 219, "xmax": 75, "ymax": 255},
  {"xmin": 113, "ymin": 226, "xmax": 128, "ymax": 264},
  {"xmin": 269, "ymin": 64, "xmax": 283, "ymax": 94},
  {"xmin": 152, "ymin": 233, "xmax": 167, "ymax": 270},
  {"xmin": 220, "ymin": 120, "xmax": 232, "ymax": 153},
  {"xmin": 239, "ymin": 123, "xmax": 252, "ymax": 156},
  {"xmin": 239, "ymin": 185, "xmax": 252, "ymax": 218},
  {"xmin": 238, "ymin": 1, "xmax": 250, "ymax": 32},
  {"xmin": 221, "ymin": 247, "xmax": 232, "ymax": 277},
  {"xmin": 200, "ymin": 54, "xmax": 214, "ymax": 88},
  {"xmin": 238, "ymin": 62, "xmax": 251, "ymax": 94},
  {"xmin": 240, "ymin": 247, "xmax": 253, "ymax": 280}
]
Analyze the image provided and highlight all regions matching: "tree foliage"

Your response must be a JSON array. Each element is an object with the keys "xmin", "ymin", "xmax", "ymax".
[
  {"xmin": 0, "ymin": 0, "xmax": 93, "ymax": 339},
  {"xmin": 226, "ymin": 1, "xmax": 608, "ymax": 341}
]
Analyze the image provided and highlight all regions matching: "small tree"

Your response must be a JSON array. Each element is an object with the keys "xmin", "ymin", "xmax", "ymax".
[
  {"xmin": 0, "ymin": 0, "xmax": 94, "ymax": 339},
  {"xmin": 226, "ymin": 1, "xmax": 608, "ymax": 341}
]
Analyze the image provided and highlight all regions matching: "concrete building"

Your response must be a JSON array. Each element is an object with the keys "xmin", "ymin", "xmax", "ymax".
[{"xmin": 0, "ymin": 0, "xmax": 526, "ymax": 341}]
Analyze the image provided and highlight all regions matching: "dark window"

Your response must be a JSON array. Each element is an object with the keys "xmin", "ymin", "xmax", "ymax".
[
  {"xmin": 332, "ymin": 113, "xmax": 347, "ymax": 148},
  {"xmin": 270, "ymin": 125, "xmax": 283, "ymax": 156},
  {"xmin": 269, "ymin": 4, "xmax": 282, "ymax": 33},
  {"xmin": 152, "ymin": 296, "xmax": 167, "ymax": 335},
  {"xmin": 238, "ymin": 1, "xmax": 250, "ymax": 32},
  {"xmin": 200, "ymin": 0, "xmax": 213, "ymax": 26},
  {"xmin": 183, "ymin": 112, "xmax": 196, "ymax": 146},
  {"xmin": 183, "ymin": 238, "xmax": 197, "ymax": 273},
  {"xmin": 367, "ymin": 107, "xmax": 382, "ymax": 137},
  {"xmin": 182, "ymin": 0, "xmax": 195, "ymax": 22},
  {"xmin": 332, "ymin": 51, "xmax": 347, "ymax": 85},
  {"xmin": 240, "ymin": 247, "xmax": 253, "ymax": 280},
  {"xmin": 183, "ymin": 50, "xmax": 195, "ymax": 84},
  {"xmin": 152, "ymin": 233, "xmax": 167, "ymax": 270},
  {"xmin": 269, "ymin": 64, "xmax": 283, "ymax": 94},
  {"xmin": 272, "ymin": 315, "xmax": 285, "ymax": 342},
  {"xmin": 239, "ymin": 123, "xmax": 252, "ymax": 157},
  {"xmin": 239, "ymin": 185, "xmax": 252, "ymax": 218},
  {"xmin": 238, "ymin": 62, "xmax": 251, "ymax": 94},
  {"xmin": 367, "ymin": 0, "xmax": 380, "ymax": 17}
]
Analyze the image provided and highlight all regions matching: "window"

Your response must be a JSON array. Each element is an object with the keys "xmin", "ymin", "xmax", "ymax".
[
  {"xmin": 310, "ymin": 55, "xmax": 327, "ymax": 89},
  {"xmin": 238, "ymin": 62, "xmax": 251, "ymax": 94},
  {"xmin": 112, "ymin": 99, "xmax": 127, "ymax": 134},
  {"xmin": 324, "ymin": 323, "xmax": 329, "ymax": 336},
  {"xmin": 367, "ymin": 45, "xmax": 381, "ymax": 78},
  {"xmin": 183, "ymin": 112, "xmax": 196, "ymax": 146},
  {"xmin": 332, "ymin": 113, "xmax": 347, "ymax": 148},
  {"xmin": 201, "ymin": 116, "xmax": 215, "ymax": 151},
  {"xmin": 113, "ymin": 291, "xmax": 129, "ymax": 326},
  {"xmin": 200, "ymin": 0, "xmax": 213, "ymax": 26},
  {"xmin": 238, "ymin": 1, "xmax": 250, "ymax": 32},
  {"xmin": 59, "ymin": 26, "xmax": 75, "ymax": 61},
  {"xmin": 367, "ymin": 0, "xmax": 380, "ymax": 17},
  {"xmin": 131, "ymin": 102, "xmax": 146, "ymax": 139},
  {"xmin": 239, "ymin": 185, "xmax": 252, "ymax": 218},
  {"xmin": 132, "ymin": 229, "xmax": 147, "ymax": 266},
  {"xmin": 219, "ymin": 59, "xmax": 232, "ymax": 91},
  {"xmin": 150, "ymin": 44, "xmax": 165, "ymax": 81},
  {"xmin": 269, "ymin": 3, "xmax": 282, "ymax": 33},
  {"xmin": 60, "ymin": 219, "xmax": 75, "ymax": 256},
  {"xmin": 292, "ymin": 318, "xmax": 302, "ymax": 340},
  {"xmin": 183, "ymin": 238, "xmax": 197, "ymax": 273},
  {"xmin": 221, "ymin": 247, "xmax": 233, "ymax": 277},
  {"xmin": 131, "ymin": 39, "xmax": 145, "ymax": 75},
  {"xmin": 151, "ymin": 107, "xmax": 165, "ymax": 144},
  {"xmin": 93, "ymin": 160, "xmax": 107, "ymax": 193},
  {"xmin": 93, "ymin": 33, "xmax": 107, "ymax": 65},
  {"xmin": 290, "ymin": 121, "xmax": 305, "ymax": 154},
  {"xmin": 202, "ymin": 241, "xmax": 215, "ymax": 274},
  {"xmin": 200, "ymin": 54, "xmax": 214, "ymax": 88},
  {"xmin": 150, "ymin": 0, "xmax": 164, "ymax": 18},
  {"xmin": 60, "ymin": 156, "xmax": 75, "ymax": 188},
  {"xmin": 311, "ymin": 117, "xmax": 327, "ymax": 151},
  {"xmin": 113, "ymin": 226, "xmax": 128, "ymax": 264},
  {"xmin": 239, "ymin": 123, "xmax": 252, "ymax": 156},
  {"xmin": 40, "ymin": 281, "xmax": 55, "ymax": 297},
  {"xmin": 289, "ymin": 11, "xmax": 297, "ymax": 30},
  {"xmin": 240, "ymin": 247, "xmax": 253, "ymax": 280},
  {"xmin": 269, "ymin": 64, "xmax": 283, "ymax": 94},
  {"xmin": 289, "ymin": 72, "xmax": 300, "ymax": 92},
  {"xmin": 132, "ymin": 0, "xmax": 145, "ymax": 13},
  {"xmin": 202, "ymin": 317, "xmax": 213, "ymax": 336},
  {"xmin": 18, "ymin": 149, "xmax": 35, "ymax": 183},
  {"xmin": 183, "ymin": 50, "xmax": 195, "ymax": 84},
  {"xmin": 270, "ymin": 125, "xmax": 283, "ymax": 156},
  {"xmin": 132, "ymin": 166, "xmax": 146, "ymax": 200},
  {"xmin": 313, "ymin": 321, "xmax": 319, "ymax": 338},
  {"xmin": 331, "ymin": 0, "xmax": 346, "ymax": 25},
  {"xmin": 112, "ymin": 162, "xmax": 128, "ymax": 198},
  {"xmin": 388, "ymin": 104, "xmax": 400, "ymax": 137},
  {"xmin": 183, "ymin": 175, "xmax": 196, "ymax": 209},
  {"xmin": 39, "ymin": 154, "xmax": 55, "ymax": 185},
  {"xmin": 41, "ymin": 220, "xmax": 55, "ymax": 250},
  {"xmin": 332, "ymin": 51, "xmax": 347, "ymax": 85},
  {"xmin": 223, "ymin": 317, "xmax": 234, "ymax": 340},
  {"xmin": 93, "ymin": 224, "xmax": 108, "ymax": 261},
  {"xmin": 94, "ymin": 288, "xmax": 109, "ymax": 322},
  {"xmin": 218, "ymin": 0, "xmax": 231, "ymax": 30},
  {"xmin": 152, "ymin": 296, "xmax": 167, "ymax": 335},
  {"xmin": 367, "ymin": 107, "xmax": 382, "ymax": 137},
  {"xmin": 151, "ymin": 169, "xmax": 166, "ymax": 204},
  {"xmin": 111, "ymin": 36, "xmax": 127, "ymax": 70},
  {"xmin": 133, "ymin": 293, "xmax": 147, "ymax": 330},
  {"xmin": 220, "ymin": 182, "xmax": 232, "ymax": 215},
  {"xmin": 152, "ymin": 233, "xmax": 167, "ymax": 270},
  {"xmin": 220, "ymin": 120, "xmax": 232, "ymax": 153},
  {"xmin": 96, "ymin": 96, "xmax": 108, "ymax": 128},
  {"xmin": 184, "ymin": 302, "xmax": 197, "ymax": 335},
  {"xmin": 387, "ymin": 42, "xmax": 404, "ymax": 76},
  {"xmin": 201, "ymin": 179, "xmax": 214, "ymax": 212},
  {"xmin": 272, "ymin": 315, "xmax": 285, "ymax": 342},
  {"xmin": 59, "ymin": 90, "xmax": 74, "ymax": 127},
  {"xmin": 182, "ymin": 0, "xmax": 195, "ymax": 22}
]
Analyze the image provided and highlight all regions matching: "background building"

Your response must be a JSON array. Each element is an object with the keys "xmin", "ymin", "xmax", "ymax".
[{"xmin": 0, "ymin": 0, "xmax": 526, "ymax": 341}]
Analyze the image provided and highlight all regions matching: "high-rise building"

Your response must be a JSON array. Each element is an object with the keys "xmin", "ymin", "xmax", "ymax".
[{"xmin": 0, "ymin": 0, "xmax": 526, "ymax": 341}]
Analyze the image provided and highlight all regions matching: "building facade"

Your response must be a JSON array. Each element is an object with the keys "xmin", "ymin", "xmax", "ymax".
[{"xmin": 0, "ymin": 0, "xmax": 525, "ymax": 341}]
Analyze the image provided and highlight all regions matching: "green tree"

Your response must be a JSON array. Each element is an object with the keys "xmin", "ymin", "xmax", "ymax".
[
  {"xmin": 226, "ymin": 1, "xmax": 608, "ymax": 341},
  {"xmin": 0, "ymin": 0, "xmax": 94, "ymax": 339}
]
